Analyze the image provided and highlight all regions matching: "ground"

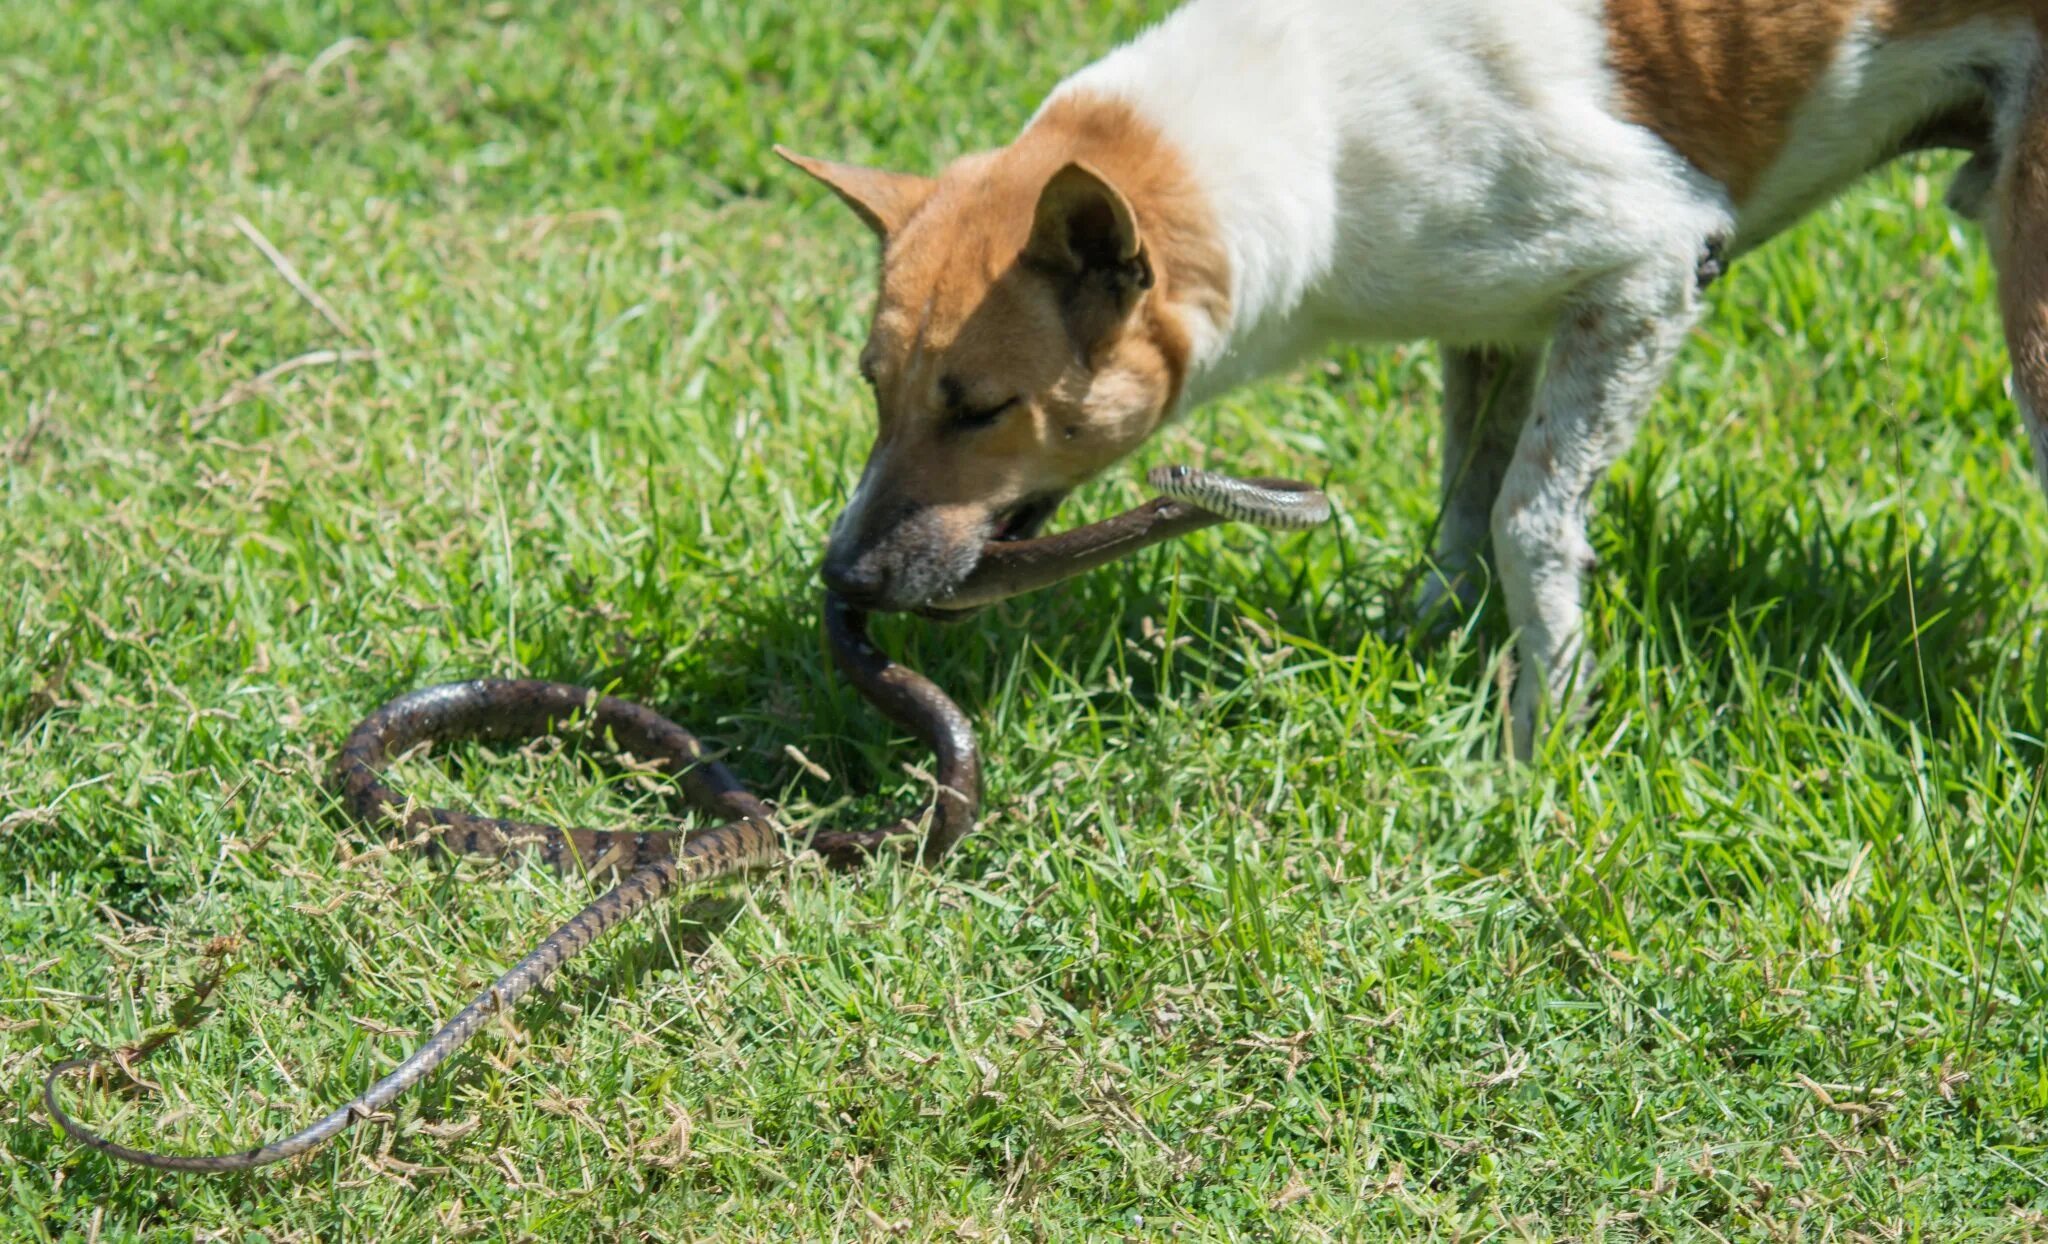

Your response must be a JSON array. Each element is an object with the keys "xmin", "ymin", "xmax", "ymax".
[{"xmin": 4, "ymin": 2, "xmax": 2047, "ymax": 1240}]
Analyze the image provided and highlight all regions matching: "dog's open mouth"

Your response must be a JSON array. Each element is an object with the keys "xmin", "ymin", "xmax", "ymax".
[
  {"xmin": 990, "ymin": 494, "xmax": 1060, "ymax": 544},
  {"xmin": 914, "ymin": 495, "xmax": 1065, "ymax": 623}
]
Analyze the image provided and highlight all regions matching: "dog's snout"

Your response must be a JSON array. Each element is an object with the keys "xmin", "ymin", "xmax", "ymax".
[
  {"xmin": 820, "ymin": 488, "xmax": 987, "ymax": 612},
  {"xmin": 821, "ymin": 549, "xmax": 890, "ymax": 608}
]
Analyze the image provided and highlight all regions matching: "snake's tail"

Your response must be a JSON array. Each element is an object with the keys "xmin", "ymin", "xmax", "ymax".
[{"xmin": 44, "ymin": 819, "xmax": 785, "ymax": 1173}]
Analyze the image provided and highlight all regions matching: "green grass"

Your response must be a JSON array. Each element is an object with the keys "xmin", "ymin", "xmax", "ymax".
[{"xmin": 5, "ymin": 2, "xmax": 2048, "ymax": 1239}]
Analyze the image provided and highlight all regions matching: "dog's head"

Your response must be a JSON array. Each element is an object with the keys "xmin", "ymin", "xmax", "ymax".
[{"xmin": 779, "ymin": 101, "xmax": 1223, "ymax": 612}]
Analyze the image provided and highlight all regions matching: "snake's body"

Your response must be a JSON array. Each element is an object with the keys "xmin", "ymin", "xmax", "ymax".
[{"xmin": 45, "ymin": 467, "xmax": 1327, "ymax": 1173}]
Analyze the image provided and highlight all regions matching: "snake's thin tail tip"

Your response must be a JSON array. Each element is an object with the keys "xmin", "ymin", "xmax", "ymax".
[
  {"xmin": 43, "ymin": 1056, "xmax": 279, "ymax": 1173},
  {"xmin": 44, "ymin": 854, "xmax": 723, "ymax": 1175}
]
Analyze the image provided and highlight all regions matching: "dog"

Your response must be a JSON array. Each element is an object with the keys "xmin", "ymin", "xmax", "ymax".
[{"xmin": 779, "ymin": 0, "xmax": 2047, "ymax": 758}]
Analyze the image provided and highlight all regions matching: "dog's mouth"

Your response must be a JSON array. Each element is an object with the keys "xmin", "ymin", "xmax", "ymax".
[
  {"xmin": 989, "ymin": 494, "xmax": 1062, "ymax": 544},
  {"xmin": 913, "ymin": 494, "xmax": 1065, "ymax": 623}
]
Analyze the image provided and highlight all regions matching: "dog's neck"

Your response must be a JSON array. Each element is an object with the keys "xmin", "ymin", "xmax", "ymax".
[{"xmin": 1040, "ymin": 6, "xmax": 1342, "ymax": 409}]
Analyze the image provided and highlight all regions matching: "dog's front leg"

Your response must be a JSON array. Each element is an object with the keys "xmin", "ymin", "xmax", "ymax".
[
  {"xmin": 1491, "ymin": 258, "xmax": 1703, "ymax": 758},
  {"xmin": 1419, "ymin": 344, "xmax": 1543, "ymax": 620}
]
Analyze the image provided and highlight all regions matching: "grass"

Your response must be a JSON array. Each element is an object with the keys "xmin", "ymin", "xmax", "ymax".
[{"xmin": 4, "ymin": 1, "xmax": 2048, "ymax": 1239}]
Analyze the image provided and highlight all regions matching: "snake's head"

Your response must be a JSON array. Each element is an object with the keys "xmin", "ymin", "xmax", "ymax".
[{"xmin": 778, "ymin": 103, "xmax": 1220, "ymax": 613}]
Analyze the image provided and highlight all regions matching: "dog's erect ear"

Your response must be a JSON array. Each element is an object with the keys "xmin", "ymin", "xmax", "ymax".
[
  {"xmin": 774, "ymin": 146, "xmax": 934, "ymax": 240},
  {"xmin": 1024, "ymin": 162, "xmax": 1154, "ymax": 342}
]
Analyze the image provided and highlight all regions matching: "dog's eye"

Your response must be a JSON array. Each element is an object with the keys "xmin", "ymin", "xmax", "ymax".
[{"xmin": 950, "ymin": 397, "xmax": 1019, "ymax": 432}]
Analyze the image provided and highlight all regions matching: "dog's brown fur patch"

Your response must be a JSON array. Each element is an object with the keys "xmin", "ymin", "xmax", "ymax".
[{"xmin": 1603, "ymin": 0, "xmax": 2027, "ymax": 202}]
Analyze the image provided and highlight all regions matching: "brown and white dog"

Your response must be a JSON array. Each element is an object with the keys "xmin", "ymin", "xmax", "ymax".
[{"xmin": 780, "ymin": 0, "xmax": 2048, "ymax": 757}]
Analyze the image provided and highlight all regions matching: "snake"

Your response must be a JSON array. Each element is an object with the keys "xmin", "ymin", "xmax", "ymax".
[{"xmin": 43, "ymin": 466, "xmax": 1330, "ymax": 1173}]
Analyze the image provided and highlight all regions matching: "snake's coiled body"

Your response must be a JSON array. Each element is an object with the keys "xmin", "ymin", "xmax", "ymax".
[{"xmin": 45, "ymin": 465, "xmax": 1327, "ymax": 1173}]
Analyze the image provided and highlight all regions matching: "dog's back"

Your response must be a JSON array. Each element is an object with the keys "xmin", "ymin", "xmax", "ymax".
[{"xmin": 1052, "ymin": 0, "xmax": 2038, "ymax": 358}]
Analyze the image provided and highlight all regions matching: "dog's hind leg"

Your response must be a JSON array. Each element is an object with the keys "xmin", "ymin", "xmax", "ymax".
[
  {"xmin": 1992, "ymin": 59, "xmax": 2048, "ymax": 504},
  {"xmin": 1417, "ymin": 344, "xmax": 1542, "ymax": 621}
]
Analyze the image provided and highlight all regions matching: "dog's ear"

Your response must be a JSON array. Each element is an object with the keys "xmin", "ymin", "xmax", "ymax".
[
  {"xmin": 1024, "ymin": 162, "xmax": 1154, "ymax": 343},
  {"xmin": 774, "ymin": 146, "xmax": 933, "ymax": 240}
]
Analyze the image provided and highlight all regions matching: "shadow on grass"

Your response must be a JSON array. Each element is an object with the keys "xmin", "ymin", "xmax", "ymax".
[
  {"xmin": 333, "ymin": 463, "xmax": 2043, "ymax": 876},
  {"xmin": 1601, "ymin": 467, "xmax": 2041, "ymax": 744},
  {"xmin": 328, "ymin": 473, "xmax": 2041, "ymax": 978},
  {"xmin": 1123, "ymin": 462, "xmax": 2044, "ymax": 754}
]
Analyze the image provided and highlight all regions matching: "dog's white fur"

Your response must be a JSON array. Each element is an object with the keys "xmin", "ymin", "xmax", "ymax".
[{"xmin": 1036, "ymin": 0, "xmax": 2042, "ymax": 755}]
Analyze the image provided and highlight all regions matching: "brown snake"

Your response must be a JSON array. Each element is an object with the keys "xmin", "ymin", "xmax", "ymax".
[{"xmin": 44, "ymin": 467, "xmax": 1329, "ymax": 1173}]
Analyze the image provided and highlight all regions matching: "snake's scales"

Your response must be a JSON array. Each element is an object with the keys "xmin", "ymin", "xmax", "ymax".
[{"xmin": 44, "ymin": 467, "xmax": 1329, "ymax": 1173}]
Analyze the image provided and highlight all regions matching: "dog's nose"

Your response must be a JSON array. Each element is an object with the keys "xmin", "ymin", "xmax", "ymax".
[{"xmin": 821, "ymin": 552, "xmax": 889, "ymax": 609}]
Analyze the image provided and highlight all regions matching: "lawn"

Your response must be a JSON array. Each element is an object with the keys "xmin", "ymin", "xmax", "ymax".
[{"xmin": 5, "ymin": 1, "xmax": 2047, "ymax": 1239}]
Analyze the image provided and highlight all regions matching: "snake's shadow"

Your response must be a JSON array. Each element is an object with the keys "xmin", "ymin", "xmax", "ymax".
[{"xmin": 516, "ymin": 890, "xmax": 750, "ymax": 1032}]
